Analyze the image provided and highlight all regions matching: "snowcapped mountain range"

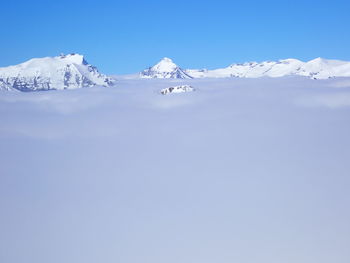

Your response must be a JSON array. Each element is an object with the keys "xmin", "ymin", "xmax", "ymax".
[
  {"xmin": 0, "ymin": 53, "xmax": 115, "ymax": 91},
  {"xmin": 140, "ymin": 57, "xmax": 192, "ymax": 79},
  {"xmin": 1, "ymin": 54, "xmax": 350, "ymax": 92},
  {"xmin": 141, "ymin": 57, "xmax": 350, "ymax": 80}
]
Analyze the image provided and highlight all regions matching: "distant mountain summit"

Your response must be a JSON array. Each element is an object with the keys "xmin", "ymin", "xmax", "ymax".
[
  {"xmin": 0, "ymin": 53, "xmax": 115, "ymax": 91},
  {"xmin": 186, "ymin": 58, "xmax": 350, "ymax": 79},
  {"xmin": 140, "ymin": 57, "xmax": 192, "ymax": 79}
]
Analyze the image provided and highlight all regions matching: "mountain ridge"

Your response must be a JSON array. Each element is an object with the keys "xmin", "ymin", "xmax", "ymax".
[{"xmin": 186, "ymin": 58, "xmax": 350, "ymax": 79}]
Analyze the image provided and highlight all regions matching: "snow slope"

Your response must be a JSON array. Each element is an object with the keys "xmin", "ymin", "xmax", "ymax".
[
  {"xmin": 297, "ymin": 58, "xmax": 350, "ymax": 79},
  {"xmin": 0, "ymin": 53, "xmax": 115, "ymax": 91},
  {"xmin": 1, "ymin": 77, "xmax": 350, "ymax": 263},
  {"xmin": 140, "ymin": 57, "xmax": 192, "ymax": 79},
  {"xmin": 186, "ymin": 58, "xmax": 350, "ymax": 79}
]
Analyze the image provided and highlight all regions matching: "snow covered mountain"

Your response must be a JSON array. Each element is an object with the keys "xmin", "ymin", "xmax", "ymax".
[
  {"xmin": 140, "ymin": 57, "xmax": 192, "ymax": 79},
  {"xmin": 186, "ymin": 58, "xmax": 350, "ymax": 79},
  {"xmin": 2, "ymin": 55, "xmax": 350, "ymax": 91},
  {"xmin": 0, "ymin": 53, "xmax": 115, "ymax": 91}
]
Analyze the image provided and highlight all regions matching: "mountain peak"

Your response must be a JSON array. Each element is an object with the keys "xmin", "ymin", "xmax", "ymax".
[
  {"xmin": 140, "ymin": 57, "xmax": 192, "ymax": 79},
  {"xmin": 0, "ymin": 54, "xmax": 115, "ymax": 91},
  {"xmin": 153, "ymin": 57, "xmax": 178, "ymax": 72},
  {"xmin": 160, "ymin": 57, "xmax": 173, "ymax": 63},
  {"xmin": 58, "ymin": 53, "xmax": 88, "ymax": 65}
]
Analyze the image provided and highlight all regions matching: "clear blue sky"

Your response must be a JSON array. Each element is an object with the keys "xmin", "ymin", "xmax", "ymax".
[{"xmin": 1, "ymin": 0, "xmax": 349, "ymax": 74}]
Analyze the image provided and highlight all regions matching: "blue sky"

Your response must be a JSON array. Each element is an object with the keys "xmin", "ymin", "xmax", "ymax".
[{"xmin": 1, "ymin": 0, "xmax": 349, "ymax": 74}]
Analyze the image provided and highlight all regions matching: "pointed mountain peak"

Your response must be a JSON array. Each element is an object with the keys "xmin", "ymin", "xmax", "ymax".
[
  {"xmin": 153, "ymin": 57, "xmax": 178, "ymax": 72},
  {"xmin": 160, "ymin": 57, "xmax": 173, "ymax": 63},
  {"xmin": 140, "ymin": 57, "xmax": 192, "ymax": 79}
]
